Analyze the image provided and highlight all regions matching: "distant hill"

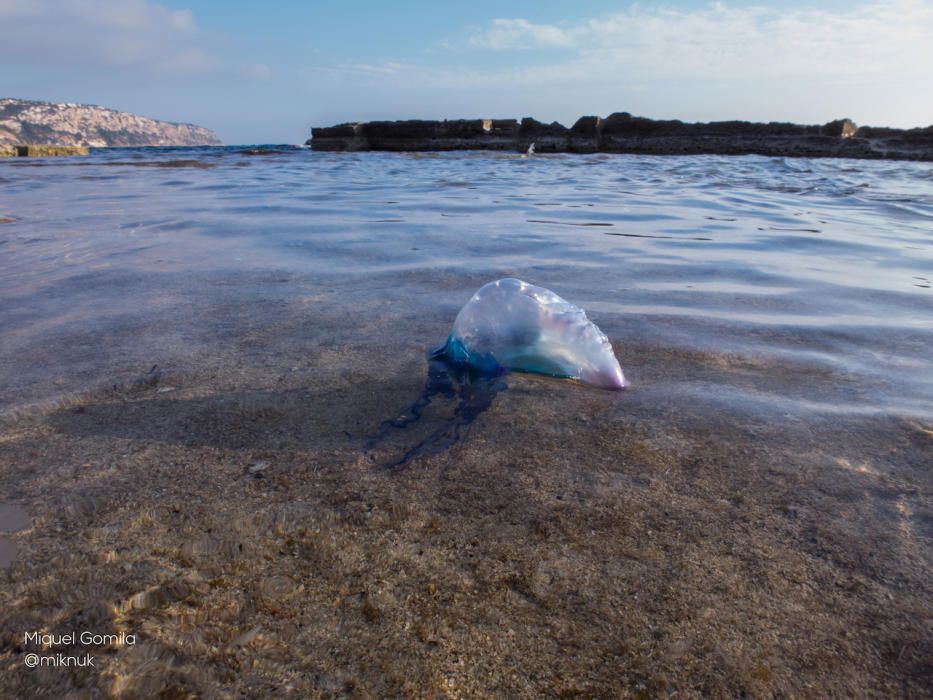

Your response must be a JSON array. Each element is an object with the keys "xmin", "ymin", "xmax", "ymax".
[{"xmin": 0, "ymin": 98, "xmax": 222, "ymax": 147}]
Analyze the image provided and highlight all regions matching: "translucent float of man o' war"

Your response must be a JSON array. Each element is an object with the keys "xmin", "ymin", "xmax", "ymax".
[{"xmin": 436, "ymin": 278, "xmax": 626, "ymax": 390}]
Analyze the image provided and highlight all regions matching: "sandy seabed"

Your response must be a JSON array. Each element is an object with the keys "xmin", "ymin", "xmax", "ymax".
[
  {"xmin": 0, "ymin": 288, "xmax": 930, "ymax": 699},
  {"xmin": 2, "ymin": 141, "xmax": 932, "ymax": 698}
]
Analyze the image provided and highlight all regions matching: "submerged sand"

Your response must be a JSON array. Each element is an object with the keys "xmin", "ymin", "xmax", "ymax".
[
  {"xmin": 1, "ymin": 149, "xmax": 931, "ymax": 697},
  {"xmin": 0, "ymin": 305, "xmax": 930, "ymax": 698}
]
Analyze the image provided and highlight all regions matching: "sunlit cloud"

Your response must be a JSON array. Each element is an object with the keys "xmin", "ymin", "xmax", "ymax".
[
  {"xmin": 307, "ymin": 1, "xmax": 933, "ymax": 127},
  {"xmin": 465, "ymin": 0, "xmax": 933, "ymax": 80},
  {"xmin": 470, "ymin": 18, "xmax": 574, "ymax": 49}
]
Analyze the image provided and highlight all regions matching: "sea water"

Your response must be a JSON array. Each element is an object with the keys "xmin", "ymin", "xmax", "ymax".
[
  {"xmin": 1, "ymin": 146, "xmax": 930, "ymax": 420},
  {"xmin": 1, "ymin": 146, "xmax": 932, "ymax": 697}
]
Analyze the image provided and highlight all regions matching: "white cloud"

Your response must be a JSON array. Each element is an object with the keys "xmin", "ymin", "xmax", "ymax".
[
  {"xmin": 310, "ymin": 1, "xmax": 933, "ymax": 127},
  {"xmin": 0, "ymin": 0, "xmax": 217, "ymax": 74},
  {"xmin": 349, "ymin": 63, "xmax": 411, "ymax": 75},
  {"xmin": 470, "ymin": 18, "xmax": 574, "ymax": 49},
  {"xmin": 465, "ymin": 0, "xmax": 933, "ymax": 81}
]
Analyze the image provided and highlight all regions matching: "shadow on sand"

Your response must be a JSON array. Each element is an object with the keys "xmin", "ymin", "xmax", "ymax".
[
  {"xmin": 365, "ymin": 351, "xmax": 507, "ymax": 470},
  {"xmin": 45, "ymin": 355, "xmax": 508, "ymax": 469}
]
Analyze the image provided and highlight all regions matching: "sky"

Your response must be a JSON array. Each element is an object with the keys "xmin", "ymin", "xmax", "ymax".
[{"xmin": 1, "ymin": 0, "xmax": 931, "ymax": 144}]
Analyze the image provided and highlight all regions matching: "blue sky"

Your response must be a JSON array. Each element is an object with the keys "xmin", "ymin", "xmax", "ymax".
[{"xmin": 1, "ymin": 0, "xmax": 930, "ymax": 144}]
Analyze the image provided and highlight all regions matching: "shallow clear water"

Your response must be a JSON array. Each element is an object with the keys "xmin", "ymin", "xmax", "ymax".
[
  {"xmin": 2, "ymin": 146, "xmax": 932, "ymax": 698},
  {"xmin": 1, "ymin": 146, "xmax": 931, "ymax": 420}
]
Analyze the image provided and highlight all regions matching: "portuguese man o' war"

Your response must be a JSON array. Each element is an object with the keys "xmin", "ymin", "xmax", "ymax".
[
  {"xmin": 366, "ymin": 279, "xmax": 623, "ymax": 469},
  {"xmin": 436, "ymin": 278, "xmax": 626, "ymax": 390},
  {"xmin": 366, "ymin": 354, "xmax": 507, "ymax": 469}
]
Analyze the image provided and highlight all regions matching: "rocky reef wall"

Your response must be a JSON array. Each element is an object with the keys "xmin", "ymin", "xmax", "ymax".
[{"xmin": 309, "ymin": 113, "xmax": 933, "ymax": 161}]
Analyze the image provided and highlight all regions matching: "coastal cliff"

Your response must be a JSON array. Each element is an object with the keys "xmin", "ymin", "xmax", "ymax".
[
  {"xmin": 308, "ymin": 114, "xmax": 933, "ymax": 161},
  {"xmin": 0, "ymin": 98, "xmax": 222, "ymax": 148}
]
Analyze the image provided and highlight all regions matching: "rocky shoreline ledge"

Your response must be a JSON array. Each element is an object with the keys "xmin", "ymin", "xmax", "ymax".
[
  {"xmin": 0, "ymin": 145, "xmax": 88, "ymax": 157},
  {"xmin": 309, "ymin": 113, "xmax": 933, "ymax": 161}
]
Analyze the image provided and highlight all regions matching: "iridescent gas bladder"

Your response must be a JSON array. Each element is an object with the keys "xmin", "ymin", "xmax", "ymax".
[{"xmin": 438, "ymin": 278, "xmax": 626, "ymax": 390}]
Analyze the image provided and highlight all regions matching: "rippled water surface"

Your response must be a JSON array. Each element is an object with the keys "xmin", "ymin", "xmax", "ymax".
[
  {"xmin": 2, "ymin": 146, "xmax": 932, "ymax": 697},
  {"xmin": 1, "ymin": 146, "xmax": 931, "ymax": 420}
]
